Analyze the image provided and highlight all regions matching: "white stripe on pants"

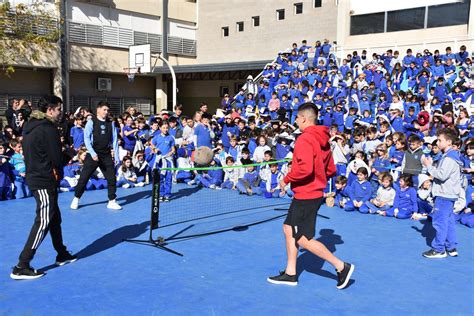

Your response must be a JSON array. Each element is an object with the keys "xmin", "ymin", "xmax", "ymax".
[{"xmin": 32, "ymin": 189, "xmax": 50, "ymax": 249}]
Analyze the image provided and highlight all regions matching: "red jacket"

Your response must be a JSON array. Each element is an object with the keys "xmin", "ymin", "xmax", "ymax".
[{"xmin": 284, "ymin": 125, "xmax": 336, "ymax": 199}]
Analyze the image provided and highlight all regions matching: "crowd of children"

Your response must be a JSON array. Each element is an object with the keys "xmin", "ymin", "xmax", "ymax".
[{"xmin": 1, "ymin": 40, "xmax": 473, "ymax": 234}]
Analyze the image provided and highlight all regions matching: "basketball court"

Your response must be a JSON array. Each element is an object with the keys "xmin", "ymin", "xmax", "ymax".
[{"xmin": 1, "ymin": 185, "xmax": 472, "ymax": 314}]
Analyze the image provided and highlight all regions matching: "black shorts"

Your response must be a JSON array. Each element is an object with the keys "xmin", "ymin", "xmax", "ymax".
[{"xmin": 284, "ymin": 197, "xmax": 323, "ymax": 241}]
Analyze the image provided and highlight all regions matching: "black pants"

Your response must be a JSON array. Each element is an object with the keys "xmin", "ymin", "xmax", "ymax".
[
  {"xmin": 18, "ymin": 189, "xmax": 67, "ymax": 268},
  {"xmin": 75, "ymin": 153, "xmax": 117, "ymax": 201}
]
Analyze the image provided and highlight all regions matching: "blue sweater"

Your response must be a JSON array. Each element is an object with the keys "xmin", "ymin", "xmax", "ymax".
[
  {"xmin": 393, "ymin": 187, "xmax": 418, "ymax": 212},
  {"xmin": 348, "ymin": 180, "xmax": 372, "ymax": 202}
]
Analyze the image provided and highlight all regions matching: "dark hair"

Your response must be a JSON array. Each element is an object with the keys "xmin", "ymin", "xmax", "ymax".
[
  {"xmin": 264, "ymin": 150, "xmax": 273, "ymax": 157},
  {"xmin": 174, "ymin": 104, "xmax": 183, "ymax": 111},
  {"xmin": 336, "ymin": 175, "xmax": 348, "ymax": 185},
  {"xmin": 37, "ymin": 95, "xmax": 63, "ymax": 113},
  {"xmin": 408, "ymin": 134, "xmax": 422, "ymax": 144},
  {"xmin": 399, "ymin": 174, "xmax": 413, "ymax": 187},
  {"xmin": 202, "ymin": 113, "xmax": 212, "ymax": 120},
  {"xmin": 225, "ymin": 156, "xmax": 235, "ymax": 164},
  {"xmin": 356, "ymin": 167, "xmax": 368, "ymax": 178},
  {"xmin": 96, "ymin": 101, "xmax": 109, "ymax": 109},
  {"xmin": 297, "ymin": 102, "xmax": 319, "ymax": 120},
  {"xmin": 437, "ymin": 128, "xmax": 458, "ymax": 144},
  {"xmin": 121, "ymin": 155, "xmax": 132, "ymax": 173},
  {"xmin": 381, "ymin": 173, "xmax": 393, "ymax": 185}
]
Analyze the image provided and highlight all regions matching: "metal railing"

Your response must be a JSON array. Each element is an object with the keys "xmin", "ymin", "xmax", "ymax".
[
  {"xmin": 0, "ymin": 10, "xmax": 58, "ymax": 37},
  {"xmin": 68, "ymin": 21, "xmax": 163, "ymax": 53},
  {"xmin": 0, "ymin": 95, "xmax": 154, "ymax": 117},
  {"xmin": 167, "ymin": 36, "xmax": 197, "ymax": 56},
  {"xmin": 69, "ymin": 96, "xmax": 154, "ymax": 116}
]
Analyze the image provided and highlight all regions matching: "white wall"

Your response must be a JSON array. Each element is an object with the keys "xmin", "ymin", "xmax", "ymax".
[
  {"xmin": 169, "ymin": 20, "xmax": 196, "ymax": 40},
  {"xmin": 350, "ymin": 0, "xmax": 463, "ymax": 15},
  {"xmin": 69, "ymin": 2, "xmax": 161, "ymax": 34}
]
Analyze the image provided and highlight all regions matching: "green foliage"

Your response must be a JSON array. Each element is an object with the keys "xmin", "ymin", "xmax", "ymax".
[{"xmin": 0, "ymin": 1, "xmax": 60, "ymax": 76}]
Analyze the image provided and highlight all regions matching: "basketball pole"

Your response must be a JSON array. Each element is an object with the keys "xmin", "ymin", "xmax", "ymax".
[
  {"xmin": 123, "ymin": 169, "xmax": 183, "ymax": 256},
  {"xmin": 152, "ymin": 53, "xmax": 177, "ymax": 109}
]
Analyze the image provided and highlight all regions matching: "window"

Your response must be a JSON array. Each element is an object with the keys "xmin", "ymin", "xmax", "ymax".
[
  {"xmin": 350, "ymin": 12, "xmax": 385, "ymax": 35},
  {"xmin": 294, "ymin": 3, "xmax": 303, "ymax": 14},
  {"xmin": 252, "ymin": 16, "xmax": 260, "ymax": 27},
  {"xmin": 276, "ymin": 9, "xmax": 285, "ymax": 20},
  {"xmin": 427, "ymin": 0, "xmax": 470, "ymax": 28},
  {"xmin": 314, "ymin": 0, "xmax": 322, "ymax": 8},
  {"xmin": 387, "ymin": 7, "xmax": 425, "ymax": 32},
  {"xmin": 236, "ymin": 21, "xmax": 244, "ymax": 32},
  {"xmin": 222, "ymin": 26, "xmax": 229, "ymax": 37}
]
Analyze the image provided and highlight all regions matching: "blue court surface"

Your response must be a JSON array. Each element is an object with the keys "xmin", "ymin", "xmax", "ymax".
[{"xmin": 1, "ymin": 184, "xmax": 473, "ymax": 315}]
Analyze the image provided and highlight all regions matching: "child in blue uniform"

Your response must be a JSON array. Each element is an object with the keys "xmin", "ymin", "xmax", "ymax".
[
  {"xmin": 421, "ymin": 128, "xmax": 463, "ymax": 258},
  {"xmin": 344, "ymin": 167, "xmax": 372, "ymax": 212},
  {"xmin": 381, "ymin": 174, "xmax": 417, "ymax": 219},
  {"xmin": 151, "ymin": 121, "xmax": 175, "ymax": 202}
]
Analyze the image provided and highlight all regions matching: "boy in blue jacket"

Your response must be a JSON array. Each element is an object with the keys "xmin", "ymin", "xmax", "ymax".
[{"xmin": 421, "ymin": 128, "xmax": 464, "ymax": 258}]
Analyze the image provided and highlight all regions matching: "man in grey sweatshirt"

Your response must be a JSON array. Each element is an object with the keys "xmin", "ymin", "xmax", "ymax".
[{"xmin": 421, "ymin": 128, "xmax": 463, "ymax": 258}]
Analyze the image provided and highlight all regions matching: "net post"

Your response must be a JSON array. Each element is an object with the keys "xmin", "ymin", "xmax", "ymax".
[{"xmin": 150, "ymin": 168, "xmax": 160, "ymax": 232}]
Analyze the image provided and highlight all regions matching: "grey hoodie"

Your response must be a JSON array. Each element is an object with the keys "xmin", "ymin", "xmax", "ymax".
[{"xmin": 427, "ymin": 149, "xmax": 463, "ymax": 200}]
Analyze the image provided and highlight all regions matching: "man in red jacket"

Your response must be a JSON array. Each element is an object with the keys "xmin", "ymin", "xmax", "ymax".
[{"xmin": 267, "ymin": 103, "xmax": 354, "ymax": 289}]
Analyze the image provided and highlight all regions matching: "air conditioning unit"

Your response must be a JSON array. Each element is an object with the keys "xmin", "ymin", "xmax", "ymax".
[{"xmin": 97, "ymin": 78, "xmax": 112, "ymax": 92}]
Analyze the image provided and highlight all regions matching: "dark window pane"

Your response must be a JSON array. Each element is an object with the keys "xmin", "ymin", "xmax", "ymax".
[
  {"xmin": 314, "ymin": 0, "xmax": 322, "ymax": 8},
  {"xmin": 295, "ymin": 3, "xmax": 303, "ymax": 14},
  {"xmin": 277, "ymin": 9, "xmax": 285, "ymax": 20},
  {"xmin": 237, "ymin": 22, "xmax": 244, "ymax": 32},
  {"xmin": 387, "ymin": 7, "xmax": 425, "ymax": 32},
  {"xmin": 252, "ymin": 16, "xmax": 260, "ymax": 27},
  {"xmin": 428, "ymin": 0, "xmax": 470, "ymax": 28},
  {"xmin": 222, "ymin": 27, "xmax": 229, "ymax": 37},
  {"xmin": 350, "ymin": 13, "xmax": 385, "ymax": 35}
]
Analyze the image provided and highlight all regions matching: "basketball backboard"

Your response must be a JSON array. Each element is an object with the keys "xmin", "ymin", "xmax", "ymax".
[{"xmin": 129, "ymin": 44, "xmax": 151, "ymax": 73}]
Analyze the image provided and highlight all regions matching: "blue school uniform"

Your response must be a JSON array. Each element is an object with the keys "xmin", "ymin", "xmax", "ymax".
[
  {"xmin": 70, "ymin": 126, "xmax": 85, "ymax": 150},
  {"xmin": 152, "ymin": 133, "xmax": 175, "ymax": 198},
  {"xmin": 194, "ymin": 123, "xmax": 213, "ymax": 149},
  {"xmin": 386, "ymin": 187, "xmax": 417, "ymax": 219},
  {"xmin": 344, "ymin": 180, "xmax": 372, "ymax": 212}
]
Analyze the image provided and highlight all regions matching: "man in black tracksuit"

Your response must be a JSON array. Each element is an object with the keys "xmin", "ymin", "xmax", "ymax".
[
  {"xmin": 69, "ymin": 101, "xmax": 121, "ymax": 210},
  {"xmin": 10, "ymin": 96, "xmax": 77, "ymax": 280}
]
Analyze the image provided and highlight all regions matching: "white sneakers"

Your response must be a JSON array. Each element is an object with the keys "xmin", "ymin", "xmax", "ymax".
[
  {"xmin": 70, "ymin": 197, "xmax": 80, "ymax": 210},
  {"xmin": 107, "ymin": 199, "xmax": 122, "ymax": 210},
  {"xmin": 135, "ymin": 182, "xmax": 145, "ymax": 187},
  {"xmin": 122, "ymin": 183, "xmax": 131, "ymax": 189},
  {"xmin": 70, "ymin": 197, "xmax": 122, "ymax": 210}
]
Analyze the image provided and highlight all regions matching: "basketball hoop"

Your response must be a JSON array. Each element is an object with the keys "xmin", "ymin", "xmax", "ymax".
[{"xmin": 124, "ymin": 67, "xmax": 141, "ymax": 82}]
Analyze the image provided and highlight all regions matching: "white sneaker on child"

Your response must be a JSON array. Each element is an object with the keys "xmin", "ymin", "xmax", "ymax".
[
  {"xmin": 135, "ymin": 182, "xmax": 145, "ymax": 187},
  {"xmin": 107, "ymin": 200, "xmax": 122, "ymax": 210},
  {"xmin": 70, "ymin": 197, "xmax": 80, "ymax": 210},
  {"xmin": 187, "ymin": 180, "xmax": 196, "ymax": 186},
  {"xmin": 209, "ymin": 184, "xmax": 216, "ymax": 189},
  {"xmin": 122, "ymin": 183, "xmax": 131, "ymax": 189}
]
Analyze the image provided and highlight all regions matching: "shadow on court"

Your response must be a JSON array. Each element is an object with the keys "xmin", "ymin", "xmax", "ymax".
[
  {"xmin": 297, "ymin": 229, "xmax": 354, "ymax": 287},
  {"xmin": 170, "ymin": 186, "xmax": 202, "ymax": 200},
  {"xmin": 39, "ymin": 221, "xmax": 150, "ymax": 272},
  {"xmin": 411, "ymin": 219, "xmax": 436, "ymax": 246}
]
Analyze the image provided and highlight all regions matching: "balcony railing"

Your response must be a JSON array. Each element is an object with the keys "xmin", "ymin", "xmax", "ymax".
[
  {"xmin": 167, "ymin": 36, "xmax": 197, "ymax": 56},
  {"xmin": 68, "ymin": 21, "xmax": 163, "ymax": 53}
]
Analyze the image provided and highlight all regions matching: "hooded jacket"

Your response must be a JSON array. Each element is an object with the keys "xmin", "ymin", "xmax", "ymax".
[
  {"xmin": 284, "ymin": 125, "xmax": 336, "ymax": 199},
  {"xmin": 427, "ymin": 148, "xmax": 464, "ymax": 200},
  {"xmin": 23, "ymin": 110, "xmax": 63, "ymax": 190}
]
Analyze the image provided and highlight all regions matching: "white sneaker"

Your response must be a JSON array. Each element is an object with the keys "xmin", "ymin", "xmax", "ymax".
[
  {"xmin": 59, "ymin": 187, "xmax": 69, "ymax": 192},
  {"xmin": 187, "ymin": 180, "xmax": 196, "ymax": 186},
  {"xmin": 70, "ymin": 197, "xmax": 80, "ymax": 210},
  {"xmin": 209, "ymin": 184, "xmax": 216, "ymax": 189},
  {"xmin": 107, "ymin": 199, "xmax": 122, "ymax": 210},
  {"xmin": 122, "ymin": 183, "xmax": 131, "ymax": 189},
  {"xmin": 135, "ymin": 182, "xmax": 145, "ymax": 187}
]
